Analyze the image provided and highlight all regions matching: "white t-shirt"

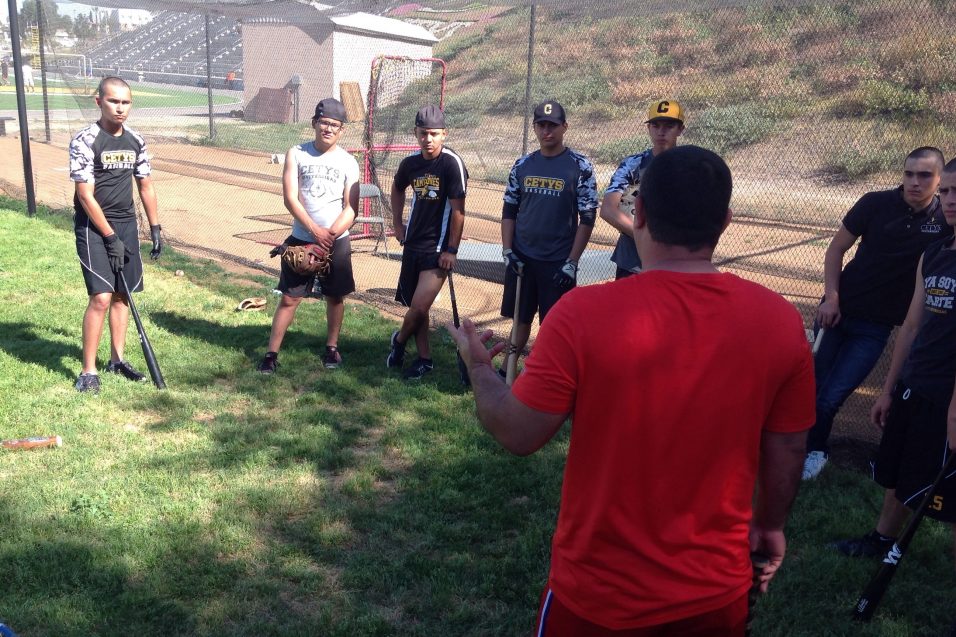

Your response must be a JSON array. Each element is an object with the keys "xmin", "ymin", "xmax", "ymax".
[
  {"xmin": 288, "ymin": 142, "xmax": 360, "ymax": 242},
  {"xmin": 22, "ymin": 64, "xmax": 33, "ymax": 85}
]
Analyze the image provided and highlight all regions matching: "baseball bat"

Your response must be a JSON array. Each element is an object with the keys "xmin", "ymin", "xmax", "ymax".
[
  {"xmin": 812, "ymin": 328, "xmax": 825, "ymax": 356},
  {"xmin": 853, "ymin": 450, "xmax": 956, "ymax": 621},
  {"xmin": 119, "ymin": 272, "xmax": 166, "ymax": 389},
  {"xmin": 446, "ymin": 271, "xmax": 470, "ymax": 387},
  {"xmin": 2, "ymin": 435, "xmax": 62, "ymax": 450},
  {"xmin": 505, "ymin": 269, "xmax": 522, "ymax": 385}
]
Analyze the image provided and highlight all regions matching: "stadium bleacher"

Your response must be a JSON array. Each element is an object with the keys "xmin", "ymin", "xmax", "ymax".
[{"xmin": 82, "ymin": 11, "xmax": 243, "ymax": 89}]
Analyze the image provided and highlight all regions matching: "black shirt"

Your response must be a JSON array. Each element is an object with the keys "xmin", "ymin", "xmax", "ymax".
[
  {"xmin": 839, "ymin": 186, "xmax": 944, "ymax": 325},
  {"xmin": 393, "ymin": 147, "xmax": 467, "ymax": 253}
]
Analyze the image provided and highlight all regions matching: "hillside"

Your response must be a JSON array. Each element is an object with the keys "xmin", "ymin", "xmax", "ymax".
[{"xmin": 432, "ymin": 0, "xmax": 955, "ymax": 184}]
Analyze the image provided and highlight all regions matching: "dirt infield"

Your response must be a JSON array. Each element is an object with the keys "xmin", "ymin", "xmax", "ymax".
[{"xmin": 0, "ymin": 135, "xmax": 889, "ymax": 468}]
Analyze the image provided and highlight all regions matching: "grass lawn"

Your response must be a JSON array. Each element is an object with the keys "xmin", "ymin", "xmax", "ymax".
[
  {"xmin": 0, "ymin": 81, "xmax": 237, "ymax": 111},
  {"xmin": 0, "ymin": 203, "xmax": 954, "ymax": 636}
]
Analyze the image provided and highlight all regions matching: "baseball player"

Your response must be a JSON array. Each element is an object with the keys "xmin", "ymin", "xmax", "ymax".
[
  {"xmin": 600, "ymin": 99, "xmax": 685, "ymax": 279},
  {"xmin": 70, "ymin": 76, "xmax": 160, "ymax": 393},
  {"xmin": 257, "ymin": 98, "xmax": 360, "ymax": 374},
  {"xmin": 831, "ymin": 160, "xmax": 956, "ymax": 607},
  {"xmin": 803, "ymin": 147, "xmax": 946, "ymax": 480},
  {"xmin": 500, "ymin": 99, "xmax": 597, "ymax": 369},
  {"xmin": 386, "ymin": 105, "xmax": 467, "ymax": 380}
]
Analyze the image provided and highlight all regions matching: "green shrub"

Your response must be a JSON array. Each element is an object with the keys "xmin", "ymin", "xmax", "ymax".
[
  {"xmin": 822, "ymin": 146, "xmax": 898, "ymax": 180},
  {"xmin": 684, "ymin": 103, "xmax": 779, "ymax": 155},
  {"xmin": 491, "ymin": 73, "xmax": 609, "ymax": 116},
  {"xmin": 593, "ymin": 136, "xmax": 648, "ymax": 164},
  {"xmin": 436, "ymin": 29, "xmax": 486, "ymax": 63},
  {"xmin": 840, "ymin": 79, "xmax": 931, "ymax": 118}
]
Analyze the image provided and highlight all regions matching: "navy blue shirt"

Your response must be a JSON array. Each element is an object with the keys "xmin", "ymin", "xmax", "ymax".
[
  {"xmin": 503, "ymin": 148, "xmax": 598, "ymax": 261},
  {"xmin": 840, "ymin": 186, "xmax": 944, "ymax": 325}
]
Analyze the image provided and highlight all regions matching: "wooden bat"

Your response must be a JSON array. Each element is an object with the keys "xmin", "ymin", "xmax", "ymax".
[
  {"xmin": 446, "ymin": 272, "xmax": 470, "ymax": 387},
  {"xmin": 119, "ymin": 273, "xmax": 166, "ymax": 389},
  {"xmin": 853, "ymin": 450, "xmax": 956, "ymax": 621},
  {"xmin": 505, "ymin": 269, "xmax": 522, "ymax": 385}
]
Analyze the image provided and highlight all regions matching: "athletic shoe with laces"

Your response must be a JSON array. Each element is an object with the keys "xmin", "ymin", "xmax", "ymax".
[
  {"xmin": 74, "ymin": 372, "xmax": 101, "ymax": 394},
  {"xmin": 402, "ymin": 357, "xmax": 434, "ymax": 380},
  {"xmin": 386, "ymin": 330, "xmax": 405, "ymax": 368},
  {"xmin": 105, "ymin": 360, "xmax": 146, "ymax": 382},
  {"xmin": 830, "ymin": 529, "xmax": 896, "ymax": 558},
  {"xmin": 257, "ymin": 352, "xmax": 279, "ymax": 374},
  {"xmin": 322, "ymin": 345, "xmax": 342, "ymax": 369},
  {"xmin": 802, "ymin": 450, "xmax": 829, "ymax": 480}
]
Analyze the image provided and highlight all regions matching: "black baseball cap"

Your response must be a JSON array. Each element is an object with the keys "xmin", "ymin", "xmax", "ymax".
[
  {"xmin": 415, "ymin": 105, "xmax": 446, "ymax": 129},
  {"xmin": 533, "ymin": 100, "xmax": 566, "ymax": 125},
  {"xmin": 314, "ymin": 98, "xmax": 347, "ymax": 123}
]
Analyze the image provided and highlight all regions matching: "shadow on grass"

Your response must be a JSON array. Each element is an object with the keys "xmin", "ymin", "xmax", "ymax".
[{"xmin": 0, "ymin": 321, "xmax": 81, "ymax": 379}]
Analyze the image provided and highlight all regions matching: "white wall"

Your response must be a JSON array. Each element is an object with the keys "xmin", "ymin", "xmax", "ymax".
[{"xmin": 331, "ymin": 30, "xmax": 433, "ymax": 105}]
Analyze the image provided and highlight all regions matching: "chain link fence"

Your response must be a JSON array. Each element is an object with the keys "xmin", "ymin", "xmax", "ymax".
[{"xmin": 2, "ymin": 0, "xmax": 954, "ymax": 444}]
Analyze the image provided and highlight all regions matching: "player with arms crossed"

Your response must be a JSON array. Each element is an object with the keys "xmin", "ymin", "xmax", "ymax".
[
  {"xmin": 386, "ymin": 105, "xmax": 467, "ymax": 380},
  {"xmin": 450, "ymin": 145, "xmax": 815, "ymax": 636},
  {"xmin": 257, "ymin": 98, "xmax": 360, "ymax": 373},
  {"xmin": 500, "ymin": 100, "xmax": 597, "ymax": 372},
  {"xmin": 803, "ymin": 147, "xmax": 946, "ymax": 481},
  {"xmin": 600, "ymin": 99, "xmax": 685, "ymax": 279},
  {"xmin": 71, "ymin": 76, "xmax": 161, "ymax": 393}
]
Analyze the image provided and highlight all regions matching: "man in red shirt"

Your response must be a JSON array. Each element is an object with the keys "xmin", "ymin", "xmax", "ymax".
[{"xmin": 449, "ymin": 145, "xmax": 815, "ymax": 635}]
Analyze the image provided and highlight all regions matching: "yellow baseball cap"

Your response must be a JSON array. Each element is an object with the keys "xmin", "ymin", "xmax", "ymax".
[{"xmin": 645, "ymin": 99, "xmax": 684, "ymax": 124}]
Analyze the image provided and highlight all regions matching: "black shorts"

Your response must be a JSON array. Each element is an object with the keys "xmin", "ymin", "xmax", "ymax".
[
  {"xmin": 276, "ymin": 235, "xmax": 355, "ymax": 299},
  {"xmin": 501, "ymin": 254, "xmax": 573, "ymax": 324},
  {"xmin": 395, "ymin": 248, "xmax": 441, "ymax": 306},
  {"xmin": 75, "ymin": 215, "xmax": 143, "ymax": 296},
  {"xmin": 874, "ymin": 382, "xmax": 956, "ymax": 523}
]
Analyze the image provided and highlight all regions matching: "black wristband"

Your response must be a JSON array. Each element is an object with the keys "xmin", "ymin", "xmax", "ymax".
[
  {"xmin": 103, "ymin": 233, "xmax": 118, "ymax": 245},
  {"xmin": 150, "ymin": 224, "xmax": 162, "ymax": 232},
  {"xmin": 445, "ymin": 246, "xmax": 458, "ymax": 255}
]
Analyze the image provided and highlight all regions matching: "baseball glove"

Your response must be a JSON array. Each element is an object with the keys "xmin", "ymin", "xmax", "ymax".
[
  {"xmin": 618, "ymin": 182, "xmax": 640, "ymax": 216},
  {"xmin": 273, "ymin": 243, "xmax": 333, "ymax": 276}
]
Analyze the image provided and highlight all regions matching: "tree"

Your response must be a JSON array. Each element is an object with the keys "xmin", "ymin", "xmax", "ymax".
[{"xmin": 17, "ymin": 0, "xmax": 72, "ymax": 39}]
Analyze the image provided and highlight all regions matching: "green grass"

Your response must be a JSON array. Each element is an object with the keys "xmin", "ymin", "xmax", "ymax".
[
  {"xmin": 1, "ymin": 203, "xmax": 955, "ymax": 636},
  {"xmin": 0, "ymin": 80, "xmax": 237, "ymax": 111}
]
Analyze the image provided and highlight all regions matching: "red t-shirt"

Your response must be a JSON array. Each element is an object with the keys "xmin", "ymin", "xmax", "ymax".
[{"xmin": 512, "ymin": 271, "xmax": 815, "ymax": 629}]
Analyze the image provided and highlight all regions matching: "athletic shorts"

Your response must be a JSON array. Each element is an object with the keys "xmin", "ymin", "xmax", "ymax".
[
  {"xmin": 277, "ymin": 235, "xmax": 355, "ymax": 299},
  {"xmin": 395, "ymin": 248, "xmax": 441, "ymax": 306},
  {"xmin": 874, "ymin": 382, "xmax": 956, "ymax": 523},
  {"xmin": 75, "ymin": 214, "xmax": 143, "ymax": 296},
  {"xmin": 502, "ymin": 254, "xmax": 573, "ymax": 324},
  {"xmin": 533, "ymin": 588, "xmax": 748, "ymax": 637}
]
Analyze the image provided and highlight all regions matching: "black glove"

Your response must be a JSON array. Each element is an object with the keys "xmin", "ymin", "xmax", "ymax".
[
  {"xmin": 503, "ymin": 248, "xmax": 524, "ymax": 276},
  {"xmin": 553, "ymin": 259, "xmax": 577, "ymax": 290},
  {"xmin": 103, "ymin": 233, "xmax": 126, "ymax": 273},
  {"xmin": 269, "ymin": 243, "xmax": 287, "ymax": 258},
  {"xmin": 149, "ymin": 224, "xmax": 162, "ymax": 260}
]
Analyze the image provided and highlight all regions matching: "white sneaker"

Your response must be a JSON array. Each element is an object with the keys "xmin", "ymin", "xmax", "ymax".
[{"xmin": 802, "ymin": 451, "xmax": 828, "ymax": 480}]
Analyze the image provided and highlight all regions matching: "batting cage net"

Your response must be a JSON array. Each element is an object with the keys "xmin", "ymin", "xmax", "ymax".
[{"xmin": 2, "ymin": 0, "xmax": 954, "ymax": 434}]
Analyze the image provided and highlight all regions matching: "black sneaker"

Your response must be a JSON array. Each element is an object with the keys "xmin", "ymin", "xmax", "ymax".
[
  {"xmin": 386, "ymin": 330, "xmax": 405, "ymax": 368},
  {"xmin": 105, "ymin": 360, "xmax": 146, "ymax": 382},
  {"xmin": 830, "ymin": 530, "xmax": 896, "ymax": 558},
  {"xmin": 74, "ymin": 372, "xmax": 100, "ymax": 393},
  {"xmin": 402, "ymin": 358, "xmax": 433, "ymax": 380},
  {"xmin": 322, "ymin": 345, "xmax": 342, "ymax": 369},
  {"xmin": 257, "ymin": 352, "xmax": 279, "ymax": 374}
]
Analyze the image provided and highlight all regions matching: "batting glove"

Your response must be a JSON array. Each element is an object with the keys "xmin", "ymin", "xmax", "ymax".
[
  {"xmin": 269, "ymin": 244, "xmax": 287, "ymax": 258},
  {"xmin": 553, "ymin": 259, "xmax": 577, "ymax": 289},
  {"xmin": 103, "ymin": 233, "xmax": 126, "ymax": 273},
  {"xmin": 149, "ymin": 224, "xmax": 163, "ymax": 260},
  {"xmin": 503, "ymin": 248, "xmax": 524, "ymax": 276}
]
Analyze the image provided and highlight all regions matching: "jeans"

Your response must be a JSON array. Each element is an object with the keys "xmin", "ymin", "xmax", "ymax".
[{"xmin": 805, "ymin": 316, "xmax": 893, "ymax": 454}]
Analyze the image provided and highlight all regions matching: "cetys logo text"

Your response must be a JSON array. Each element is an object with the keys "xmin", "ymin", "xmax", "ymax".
[
  {"xmin": 523, "ymin": 176, "xmax": 565, "ymax": 196},
  {"xmin": 100, "ymin": 150, "xmax": 136, "ymax": 169}
]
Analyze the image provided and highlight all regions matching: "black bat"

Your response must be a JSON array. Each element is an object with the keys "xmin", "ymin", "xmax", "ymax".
[
  {"xmin": 853, "ymin": 450, "xmax": 956, "ymax": 621},
  {"xmin": 746, "ymin": 552, "xmax": 769, "ymax": 636},
  {"xmin": 119, "ymin": 272, "xmax": 166, "ymax": 389},
  {"xmin": 446, "ymin": 271, "xmax": 470, "ymax": 387}
]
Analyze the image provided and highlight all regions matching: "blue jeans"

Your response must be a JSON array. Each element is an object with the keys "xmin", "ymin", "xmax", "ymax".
[{"xmin": 805, "ymin": 316, "xmax": 893, "ymax": 454}]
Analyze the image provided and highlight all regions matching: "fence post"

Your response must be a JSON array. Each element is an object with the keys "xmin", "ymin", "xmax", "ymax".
[
  {"xmin": 205, "ymin": 13, "xmax": 215, "ymax": 140},
  {"xmin": 521, "ymin": 1, "xmax": 536, "ymax": 155},
  {"xmin": 37, "ymin": 0, "xmax": 51, "ymax": 143},
  {"xmin": 7, "ymin": 0, "xmax": 37, "ymax": 216}
]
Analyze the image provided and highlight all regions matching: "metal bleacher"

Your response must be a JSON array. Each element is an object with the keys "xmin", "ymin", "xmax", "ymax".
[{"xmin": 83, "ymin": 11, "xmax": 243, "ymax": 87}]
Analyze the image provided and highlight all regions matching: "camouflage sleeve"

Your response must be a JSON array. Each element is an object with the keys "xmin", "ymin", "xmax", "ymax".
[
  {"xmin": 575, "ymin": 154, "xmax": 599, "ymax": 225},
  {"xmin": 69, "ymin": 128, "xmax": 97, "ymax": 183},
  {"xmin": 502, "ymin": 156, "xmax": 523, "ymax": 208},
  {"xmin": 606, "ymin": 153, "xmax": 645, "ymax": 194},
  {"xmin": 129, "ymin": 129, "xmax": 151, "ymax": 179}
]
